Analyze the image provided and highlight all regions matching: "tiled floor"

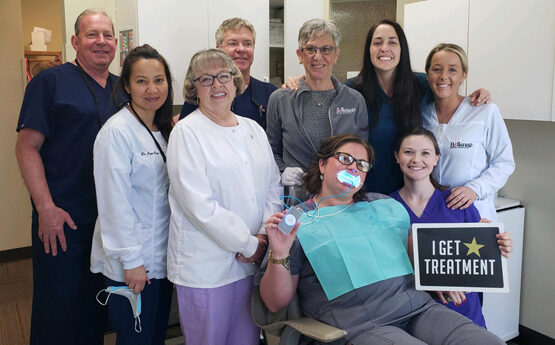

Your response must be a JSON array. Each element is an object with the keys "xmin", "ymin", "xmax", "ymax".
[
  {"xmin": 0, "ymin": 258, "xmax": 184, "ymax": 345},
  {"xmin": 0, "ymin": 259, "xmax": 32, "ymax": 345}
]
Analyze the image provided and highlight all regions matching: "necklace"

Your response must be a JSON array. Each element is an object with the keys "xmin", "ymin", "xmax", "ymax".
[
  {"xmin": 302, "ymin": 202, "xmax": 354, "ymax": 225},
  {"xmin": 310, "ymin": 91, "xmax": 332, "ymax": 107},
  {"xmin": 302, "ymin": 196, "xmax": 354, "ymax": 225}
]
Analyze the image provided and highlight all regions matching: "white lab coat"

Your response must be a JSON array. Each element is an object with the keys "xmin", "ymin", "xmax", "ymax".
[
  {"xmin": 90, "ymin": 107, "xmax": 170, "ymax": 282},
  {"xmin": 422, "ymin": 97, "xmax": 515, "ymax": 221},
  {"xmin": 167, "ymin": 110, "xmax": 283, "ymax": 288}
]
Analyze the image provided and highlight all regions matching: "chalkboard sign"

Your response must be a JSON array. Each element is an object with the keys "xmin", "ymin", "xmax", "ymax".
[{"xmin": 412, "ymin": 223, "xmax": 508, "ymax": 293}]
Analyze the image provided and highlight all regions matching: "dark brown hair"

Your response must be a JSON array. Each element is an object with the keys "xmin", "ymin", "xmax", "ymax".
[
  {"xmin": 303, "ymin": 134, "xmax": 375, "ymax": 202},
  {"xmin": 395, "ymin": 127, "xmax": 448, "ymax": 191},
  {"xmin": 351, "ymin": 19, "xmax": 423, "ymax": 133},
  {"xmin": 116, "ymin": 44, "xmax": 174, "ymax": 141}
]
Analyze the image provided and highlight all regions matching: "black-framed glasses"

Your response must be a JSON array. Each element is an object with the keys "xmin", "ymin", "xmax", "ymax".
[
  {"xmin": 301, "ymin": 46, "xmax": 336, "ymax": 56},
  {"xmin": 193, "ymin": 71, "xmax": 234, "ymax": 87},
  {"xmin": 333, "ymin": 152, "xmax": 372, "ymax": 172}
]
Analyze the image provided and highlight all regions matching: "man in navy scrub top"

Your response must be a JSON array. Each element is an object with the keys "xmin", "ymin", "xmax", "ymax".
[
  {"xmin": 178, "ymin": 17, "xmax": 277, "ymax": 128},
  {"xmin": 15, "ymin": 9, "xmax": 119, "ymax": 345}
]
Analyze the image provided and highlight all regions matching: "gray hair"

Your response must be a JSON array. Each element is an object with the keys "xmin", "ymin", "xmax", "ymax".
[
  {"xmin": 74, "ymin": 9, "xmax": 114, "ymax": 36},
  {"xmin": 215, "ymin": 18, "xmax": 256, "ymax": 46},
  {"xmin": 298, "ymin": 18, "xmax": 340, "ymax": 48},
  {"xmin": 183, "ymin": 49, "xmax": 245, "ymax": 105}
]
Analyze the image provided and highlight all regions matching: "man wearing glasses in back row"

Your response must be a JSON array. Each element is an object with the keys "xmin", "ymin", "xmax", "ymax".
[{"xmin": 176, "ymin": 17, "xmax": 277, "ymax": 128}]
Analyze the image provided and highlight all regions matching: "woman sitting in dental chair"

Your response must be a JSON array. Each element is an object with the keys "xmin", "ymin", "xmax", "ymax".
[{"xmin": 259, "ymin": 134, "xmax": 505, "ymax": 345}]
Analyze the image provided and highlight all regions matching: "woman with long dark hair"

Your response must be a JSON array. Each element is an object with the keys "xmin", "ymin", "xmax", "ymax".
[
  {"xmin": 345, "ymin": 19, "xmax": 490, "ymax": 195},
  {"xmin": 91, "ymin": 44, "xmax": 174, "ymax": 344}
]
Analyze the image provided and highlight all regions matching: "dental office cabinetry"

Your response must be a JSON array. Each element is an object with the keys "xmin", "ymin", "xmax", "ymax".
[
  {"xmin": 403, "ymin": 0, "xmax": 555, "ymax": 121},
  {"xmin": 482, "ymin": 198, "xmax": 525, "ymax": 341}
]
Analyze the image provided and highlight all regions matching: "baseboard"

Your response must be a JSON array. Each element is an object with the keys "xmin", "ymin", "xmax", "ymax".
[
  {"xmin": 0, "ymin": 246, "xmax": 32, "ymax": 263},
  {"xmin": 512, "ymin": 325, "xmax": 555, "ymax": 345}
]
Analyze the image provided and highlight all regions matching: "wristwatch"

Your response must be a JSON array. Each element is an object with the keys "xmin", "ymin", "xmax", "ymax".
[{"xmin": 268, "ymin": 249, "xmax": 290, "ymax": 271}]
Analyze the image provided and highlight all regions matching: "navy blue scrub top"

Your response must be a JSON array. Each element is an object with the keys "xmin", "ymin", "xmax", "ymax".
[
  {"xmin": 345, "ymin": 72, "xmax": 432, "ymax": 195},
  {"xmin": 179, "ymin": 76, "xmax": 277, "ymax": 129},
  {"xmin": 17, "ymin": 62, "xmax": 119, "ymax": 224}
]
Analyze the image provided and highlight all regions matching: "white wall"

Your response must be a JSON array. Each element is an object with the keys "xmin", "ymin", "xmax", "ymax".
[{"xmin": 500, "ymin": 120, "xmax": 555, "ymax": 339}]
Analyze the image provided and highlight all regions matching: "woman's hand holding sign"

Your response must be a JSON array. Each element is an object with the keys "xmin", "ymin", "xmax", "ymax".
[
  {"xmin": 480, "ymin": 218, "xmax": 513, "ymax": 258},
  {"xmin": 435, "ymin": 290, "xmax": 467, "ymax": 306}
]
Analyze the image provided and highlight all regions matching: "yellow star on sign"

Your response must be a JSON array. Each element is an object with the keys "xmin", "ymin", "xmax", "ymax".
[{"xmin": 464, "ymin": 237, "xmax": 485, "ymax": 257}]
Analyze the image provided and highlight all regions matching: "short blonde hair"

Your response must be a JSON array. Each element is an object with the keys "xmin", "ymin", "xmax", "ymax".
[
  {"xmin": 425, "ymin": 43, "xmax": 469, "ymax": 74},
  {"xmin": 183, "ymin": 49, "xmax": 245, "ymax": 105},
  {"xmin": 215, "ymin": 18, "xmax": 256, "ymax": 46}
]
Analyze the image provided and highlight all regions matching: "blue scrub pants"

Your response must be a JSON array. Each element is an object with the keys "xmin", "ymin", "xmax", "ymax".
[
  {"xmin": 30, "ymin": 220, "xmax": 107, "ymax": 345},
  {"xmin": 105, "ymin": 277, "xmax": 173, "ymax": 345}
]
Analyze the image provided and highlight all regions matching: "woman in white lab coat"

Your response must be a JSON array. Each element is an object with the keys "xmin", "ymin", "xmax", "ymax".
[
  {"xmin": 166, "ymin": 49, "xmax": 283, "ymax": 345},
  {"xmin": 90, "ymin": 44, "xmax": 174, "ymax": 345}
]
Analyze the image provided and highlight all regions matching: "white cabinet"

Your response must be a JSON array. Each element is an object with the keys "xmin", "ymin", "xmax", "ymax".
[
  {"xmin": 403, "ymin": 0, "xmax": 555, "ymax": 121},
  {"xmin": 466, "ymin": 0, "xmax": 555, "ymax": 121},
  {"xmin": 134, "ymin": 0, "xmax": 209, "ymax": 105},
  {"xmin": 283, "ymin": 0, "xmax": 327, "ymax": 79},
  {"xmin": 482, "ymin": 200, "xmax": 525, "ymax": 341},
  {"xmin": 403, "ymin": 0, "xmax": 468, "ymax": 74}
]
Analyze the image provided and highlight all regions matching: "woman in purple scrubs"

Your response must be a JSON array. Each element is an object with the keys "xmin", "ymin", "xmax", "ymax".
[{"xmin": 389, "ymin": 127, "xmax": 513, "ymax": 327}]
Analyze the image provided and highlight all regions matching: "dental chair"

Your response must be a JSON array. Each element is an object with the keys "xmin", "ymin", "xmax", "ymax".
[{"xmin": 251, "ymin": 285, "xmax": 346, "ymax": 345}]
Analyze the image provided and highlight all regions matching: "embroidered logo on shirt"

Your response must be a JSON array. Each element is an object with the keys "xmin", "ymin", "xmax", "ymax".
[
  {"xmin": 449, "ymin": 142, "xmax": 473, "ymax": 149},
  {"xmin": 141, "ymin": 151, "xmax": 160, "ymax": 157},
  {"xmin": 336, "ymin": 107, "xmax": 356, "ymax": 114}
]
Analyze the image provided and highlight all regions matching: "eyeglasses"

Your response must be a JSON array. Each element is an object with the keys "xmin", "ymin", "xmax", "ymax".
[
  {"xmin": 333, "ymin": 152, "xmax": 372, "ymax": 172},
  {"xmin": 301, "ymin": 46, "xmax": 336, "ymax": 56},
  {"xmin": 193, "ymin": 71, "xmax": 234, "ymax": 87},
  {"xmin": 222, "ymin": 41, "xmax": 254, "ymax": 49}
]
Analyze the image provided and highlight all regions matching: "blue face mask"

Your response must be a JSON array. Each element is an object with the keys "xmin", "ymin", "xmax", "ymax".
[
  {"xmin": 96, "ymin": 286, "xmax": 142, "ymax": 333},
  {"xmin": 336, "ymin": 170, "xmax": 361, "ymax": 188}
]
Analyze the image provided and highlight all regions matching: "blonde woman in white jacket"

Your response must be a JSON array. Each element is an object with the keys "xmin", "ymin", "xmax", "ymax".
[
  {"xmin": 90, "ymin": 45, "xmax": 174, "ymax": 345},
  {"xmin": 422, "ymin": 43, "xmax": 514, "ymax": 222}
]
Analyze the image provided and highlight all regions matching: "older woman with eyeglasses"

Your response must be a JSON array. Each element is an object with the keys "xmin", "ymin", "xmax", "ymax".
[
  {"xmin": 166, "ymin": 49, "xmax": 282, "ymax": 345},
  {"xmin": 266, "ymin": 18, "xmax": 368, "ymax": 204}
]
